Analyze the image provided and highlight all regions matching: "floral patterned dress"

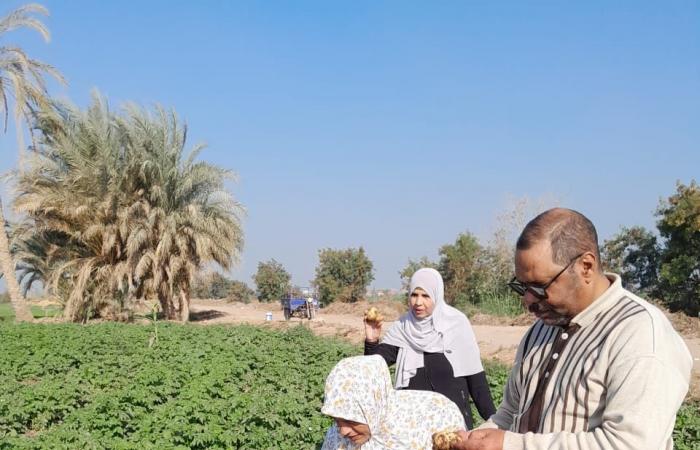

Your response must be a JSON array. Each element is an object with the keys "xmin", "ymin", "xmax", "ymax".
[{"xmin": 321, "ymin": 355, "xmax": 466, "ymax": 450}]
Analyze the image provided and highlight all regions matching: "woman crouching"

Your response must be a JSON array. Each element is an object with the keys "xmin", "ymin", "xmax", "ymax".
[{"xmin": 321, "ymin": 355, "xmax": 465, "ymax": 449}]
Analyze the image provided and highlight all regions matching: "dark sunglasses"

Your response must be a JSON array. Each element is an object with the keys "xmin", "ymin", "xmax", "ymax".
[{"xmin": 507, "ymin": 253, "xmax": 584, "ymax": 300}]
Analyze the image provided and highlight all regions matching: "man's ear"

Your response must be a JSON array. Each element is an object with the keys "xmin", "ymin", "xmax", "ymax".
[{"xmin": 580, "ymin": 252, "xmax": 596, "ymax": 281}]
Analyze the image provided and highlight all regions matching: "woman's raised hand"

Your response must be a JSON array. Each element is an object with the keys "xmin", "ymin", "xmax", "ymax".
[{"xmin": 363, "ymin": 307, "xmax": 384, "ymax": 342}]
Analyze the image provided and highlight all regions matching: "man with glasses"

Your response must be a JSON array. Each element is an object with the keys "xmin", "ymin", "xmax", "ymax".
[{"xmin": 449, "ymin": 208, "xmax": 692, "ymax": 450}]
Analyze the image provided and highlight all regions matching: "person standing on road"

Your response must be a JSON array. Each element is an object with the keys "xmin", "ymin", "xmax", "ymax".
[
  {"xmin": 447, "ymin": 208, "xmax": 693, "ymax": 450},
  {"xmin": 364, "ymin": 268, "xmax": 496, "ymax": 429}
]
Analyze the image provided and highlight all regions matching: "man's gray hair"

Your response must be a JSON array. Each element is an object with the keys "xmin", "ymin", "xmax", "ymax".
[{"xmin": 516, "ymin": 208, "xmax": 602, "ymax": 270}]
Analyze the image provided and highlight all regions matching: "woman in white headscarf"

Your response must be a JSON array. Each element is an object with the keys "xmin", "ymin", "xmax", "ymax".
[
  {"xmin": 321, "ymin": 355, "xmax": 465, "ymax": 450},
  {"xmin": 364, "ymin": 268, "xmax": 495, "ymax": 429}
]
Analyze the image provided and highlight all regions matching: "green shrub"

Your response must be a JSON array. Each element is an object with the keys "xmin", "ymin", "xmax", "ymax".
[
  {"xmin": 253, "ymin": 259, "xmax": 291, "ymax": 303},
  {"xmin": 314, "ymin": 247, "xmax": 374, "ymax": 305},
  {"xmin": 674, "ymin": 402, "xmax": 700, "ymax": 450},
  {"xmin": 0, "ymin": 323, "xmax": 355, "ymax": 449}
]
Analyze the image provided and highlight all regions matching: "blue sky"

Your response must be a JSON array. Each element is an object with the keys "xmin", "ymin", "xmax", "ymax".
[{"xmin": 1, "ymin": 0, "xmax": 698, "ymax": 289}]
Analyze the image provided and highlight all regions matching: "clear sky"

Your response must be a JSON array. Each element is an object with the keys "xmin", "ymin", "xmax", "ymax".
[{"xmin": 1, "ymin": 0, "xmax": 698, "ymax": 289}]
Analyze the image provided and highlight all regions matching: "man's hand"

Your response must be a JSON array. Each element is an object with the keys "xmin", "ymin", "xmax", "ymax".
[{"xmin": 450, "ymin": 429, "xmax": 505, "ymax": 450}]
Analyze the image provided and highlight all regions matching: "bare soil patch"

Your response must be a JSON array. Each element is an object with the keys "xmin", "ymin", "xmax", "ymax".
[
  {"xmin": 189, "ymin": 300, "xmax": 700, "ymax": 381},
  {"xmin": 662, "ymin": 308, "xmax": 700, "ymax": 339}
]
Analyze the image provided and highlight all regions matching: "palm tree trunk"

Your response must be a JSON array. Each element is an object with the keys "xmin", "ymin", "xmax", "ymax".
[
  {"xmin": 179, "ymin": 287, "xmax": 189, "ymax": 323},
  {"xmin": 158, "ymin": 286, "xmax": 177, "ymax": 320},
  {"xmin": 0, "ymin": 196, "xmax": 32, "ymax": 322}
]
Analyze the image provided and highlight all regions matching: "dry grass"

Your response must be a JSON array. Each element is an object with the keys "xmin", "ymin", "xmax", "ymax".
[{"xmin": 662, "ymin": 308, "xmax": 700, "ymax": 339}]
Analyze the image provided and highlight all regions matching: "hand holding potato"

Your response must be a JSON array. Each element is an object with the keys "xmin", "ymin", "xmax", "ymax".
[
  {"xmin": 363, "ymin": 307, "xmax": 384, "ymax": 342},
  {"xmin": 432, "ymin": 430, "xmax": 461, "ymax": 450}
]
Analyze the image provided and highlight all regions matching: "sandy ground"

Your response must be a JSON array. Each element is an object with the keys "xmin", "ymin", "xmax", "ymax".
[{"xmin": 190, "ymin": 300, "xmax": 700, "ymax": 385}]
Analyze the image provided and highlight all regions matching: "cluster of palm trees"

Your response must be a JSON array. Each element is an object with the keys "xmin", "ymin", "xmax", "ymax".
[{"xmin": 0, "ymin": 4, "xmax": 244, "ymax": 322}]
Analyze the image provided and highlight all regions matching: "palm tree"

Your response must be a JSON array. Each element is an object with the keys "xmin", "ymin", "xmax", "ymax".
[
  {"xmin": 15, "ymin": 94, "xmax": 244, "ymax": 322},
  {"xmin": 0, "ymin": 3, "xmax": 64, "ymax": 322},
  {"xmin": 125, "ymin": 106, "xmax": 245, "ymax": 321}
]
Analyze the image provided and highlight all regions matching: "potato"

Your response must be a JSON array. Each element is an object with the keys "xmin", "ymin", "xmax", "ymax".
[
  {"xmin": 363, "ymin": 306, "xmax": 384, "ymax": 324},
  {"xmin": 432, "ymin": 430, "xmax": 460, "ymax": 450}
]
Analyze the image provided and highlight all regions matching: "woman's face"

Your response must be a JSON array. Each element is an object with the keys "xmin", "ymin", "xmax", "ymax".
[
  {"xmin": 409, "ymin": 287, "xmax": 435, "ymax": 319},
  {"xmin": 335, "ymin": 418, "xmax": 371, "ymax": 445}
]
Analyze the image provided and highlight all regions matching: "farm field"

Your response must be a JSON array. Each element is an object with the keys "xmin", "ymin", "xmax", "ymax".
[
  {"xmin": 186, "ymin": 299, "xmax": 700, "ymax": 382},
  {"xmin": 0, "ymin": 323, "xmax": 353, "ymax": 449},
  {"xmin": 0, "ymin": 322, "xmax": 698, "ymax": 449}
]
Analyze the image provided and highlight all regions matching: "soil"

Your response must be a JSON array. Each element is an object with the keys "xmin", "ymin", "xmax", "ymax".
[
  {"xmin": 188, "ymin": 299, "xmax": 700, "ymax": 401},
  {"xmin": 24, "ymin": 297, "xmax": 700, "ymax": 401}
]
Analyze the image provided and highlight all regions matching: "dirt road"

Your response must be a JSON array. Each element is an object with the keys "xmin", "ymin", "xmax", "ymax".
[{"xmin": 190, "ymin": 300, "xmax": 700, "ymax": 379}]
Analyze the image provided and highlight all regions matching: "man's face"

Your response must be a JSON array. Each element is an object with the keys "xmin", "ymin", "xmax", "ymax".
[
  {"xmin": 514, "ymin": 241, "xmax": 582, "ymax": 326},
  {"xmin": 335, "ymin": 418, "xmax": 371, "ymax": 445}
]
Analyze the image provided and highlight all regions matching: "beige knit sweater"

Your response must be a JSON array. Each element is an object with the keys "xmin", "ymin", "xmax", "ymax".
[{"xmin": 479, "ymin": 274, "xmax": 693, "ymax": 450}]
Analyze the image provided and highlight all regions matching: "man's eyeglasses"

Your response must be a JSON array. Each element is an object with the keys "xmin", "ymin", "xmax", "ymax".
[{"xmin": 507, "ymin": 253, "xmax": 584, "ymax": 300}]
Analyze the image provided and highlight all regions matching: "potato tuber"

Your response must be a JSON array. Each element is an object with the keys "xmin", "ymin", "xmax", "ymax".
[
  {"xmin": 363, "ymin": 306, "xmax": 384, "ymax": 324},
  {"xmin": 432, "ymin": 430, "xmax": 460, "ymax": 450}
]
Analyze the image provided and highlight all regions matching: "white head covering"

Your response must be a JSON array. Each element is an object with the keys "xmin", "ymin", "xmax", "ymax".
[
  {"xmin": 321, "ymin": 355, "xmax": 465, "ymax": 450},
  {"xmin": 382, "ymin": 268, "xmax": 483, "ymax": 388}
]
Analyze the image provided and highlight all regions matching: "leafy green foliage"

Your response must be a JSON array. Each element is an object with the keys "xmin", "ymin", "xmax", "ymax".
[
  {"xmin": 601, "ymin": 180, "xmax": 700, "ymax": 316},
  {"xmin": 601, "ymin": 226, "xmax": 661, "ymax": 296},
  {"xmin": 674, "ymin": 402, "xmax": 700, "ymax": 450},
  {"xmin": 0, "ymin": 323, "xmax": 355, "ymax": 449},
  {"xmin": 469, "ymin": 292, "xmax": 523, "ymax": 317},
  {"xmin": 192, "ymin": 273, "xmax": 254, "ymax": 302},
  {"xmin": 471, "ymin": 361, "xmax": 510, "ymax": 428},
  {"xmin": 314, "ymin": 247, "xmax": 374, "ymax": 305},
  {"xmin": 253, "ymin": 259, "xmax": 291, "ymax": 303},
  {"xmin": 434, "ymin": 232, "xmax": 491, "ymax": 307},
  {"xmin": 0, "ymin": 325, "xmax": 696, "ymax": 448},
  {"xmin": 226, "ymin": 280, "xmax": 257, "ymax": 304},
  {"xmin": 656, "ymin": 180, "xmax": 700, "ymax": 316}
]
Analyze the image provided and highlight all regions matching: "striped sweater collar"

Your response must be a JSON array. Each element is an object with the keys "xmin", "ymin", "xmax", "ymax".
[{"xmin": 570, "ymin": 273, "xmax": 625, "ymax": 329}]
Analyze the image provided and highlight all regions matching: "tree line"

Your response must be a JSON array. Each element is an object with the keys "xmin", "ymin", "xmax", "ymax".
[
  {"xmin": 601, "ymin": 181, "xmax": 700, "ymax": 316},
  {"xmin": 249, "ymin": 181, "xmax": 700, "ymax": 320}
]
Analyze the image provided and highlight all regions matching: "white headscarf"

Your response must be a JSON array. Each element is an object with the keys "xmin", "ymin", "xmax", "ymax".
[
  {"xmin": 321, "ymin": 355, "xmax": 465, "ymax": 450},
  {"xmin": 382, "ymin": 268, "xmax": 483, "ymax": 388}
]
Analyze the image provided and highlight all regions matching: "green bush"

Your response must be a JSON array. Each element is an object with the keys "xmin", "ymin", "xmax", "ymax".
[
  {"xmin": 253, "ymin": 259, "xmax": 291, "ymax": 303},
  {"xmin": 675, "ymin": 402, "xmax": 700, "ymax": 450},
  {"xmin": 314, "ymin": 247, "xmax": 374, "ymax": 305},
  {"xmin": 0, "ymin": 323, "xmax": 355, "ymax": 449},
  {"xmin": 602, "ymin": 180, "xmax": 700, "ymax": 316}
]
